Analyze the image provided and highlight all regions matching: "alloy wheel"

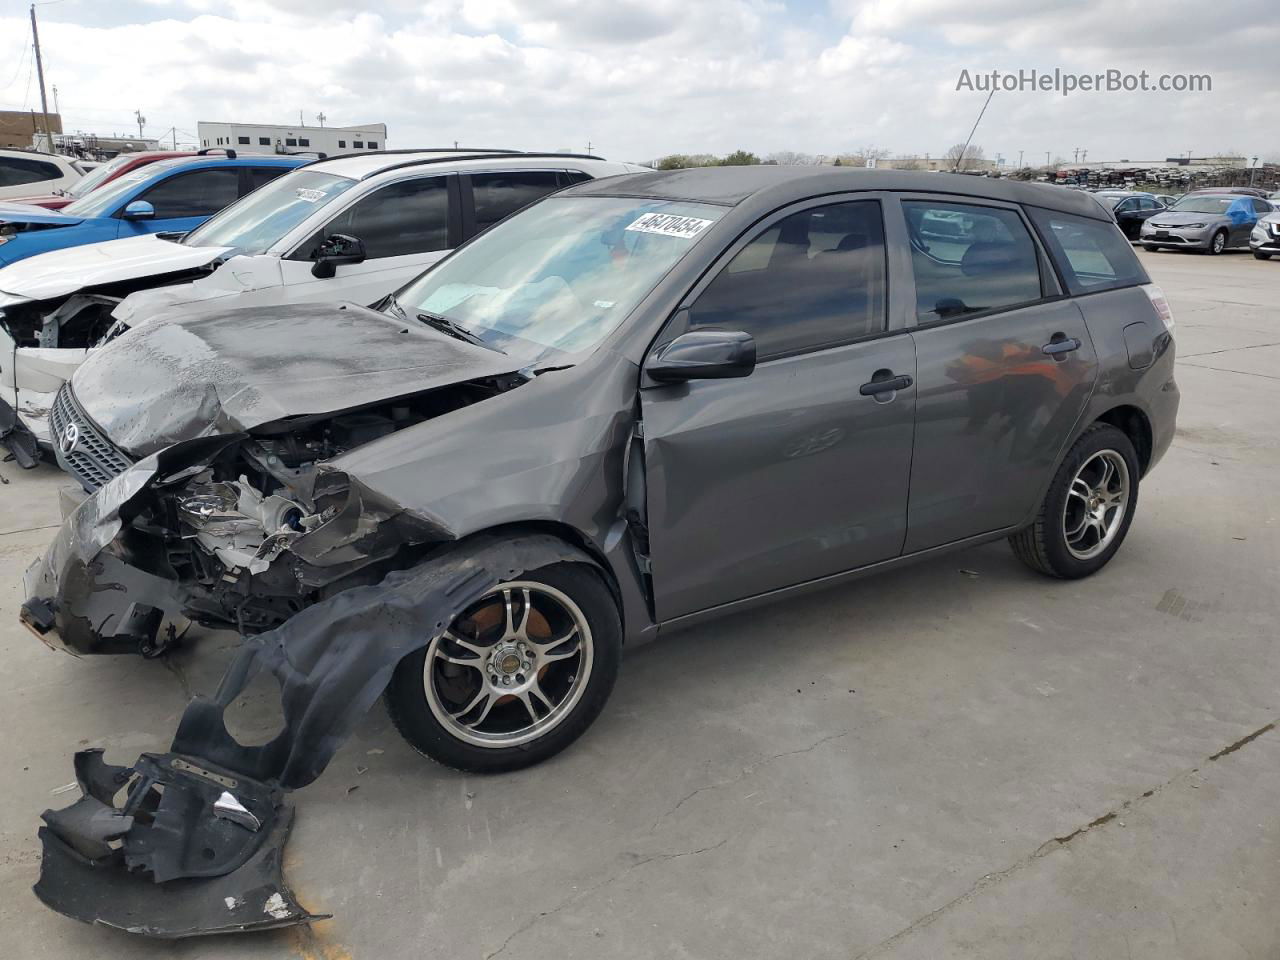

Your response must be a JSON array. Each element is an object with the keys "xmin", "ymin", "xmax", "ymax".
[
  {"xmin": 1062, "ymin": 449, "xmax": 1131, "ymax": 560},
  {"xmin": 422, "ymin": 581, "xmax": 593, "ymax": 748}
]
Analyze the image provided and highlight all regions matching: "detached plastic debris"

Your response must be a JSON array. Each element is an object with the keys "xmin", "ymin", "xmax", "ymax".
[
  {"xmin": 34, "ymin": 533, "xmax": 585, "ymax": 937},
  {"xmin": 0, "ymin": 397, "xmax": 40, "ymax": 470}
]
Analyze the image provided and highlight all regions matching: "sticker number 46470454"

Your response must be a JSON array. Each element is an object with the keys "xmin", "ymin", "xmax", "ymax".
[{"xmin": 625, "ymin": 212, "xmax": 714, "ymax": 239}]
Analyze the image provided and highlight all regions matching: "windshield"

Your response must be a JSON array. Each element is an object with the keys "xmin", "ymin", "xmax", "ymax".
[
  {"xmin": 182, "ymin": 170, "xmax": 358, "ymax": 255},
  {"xmin": 393, "ymin": 196, "xmax": 725, "ymax": 365},
  {"xmin": 62, "ymin": 165, "xmax": 163, "ymax": 218},
  {"xmin": 67, "ymin": 154, "xmax": 137, "ymax": 198},
  {"xmin": 1170, "ymin": 196, "xmax": 1240, "ymax": 214}
]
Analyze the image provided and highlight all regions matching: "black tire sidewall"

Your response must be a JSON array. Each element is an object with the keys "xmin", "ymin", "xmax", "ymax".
[
  {"xmin": 385, "ymin": 560, "xmax": 622, "ymax": 774},
  {"xmin": 1037, "ymin": 426, "xmax": 1140, "ymax": 579},
  {"xmin": 1209, "ymin": 230, "xmax": 1227, "ymax": 254}
]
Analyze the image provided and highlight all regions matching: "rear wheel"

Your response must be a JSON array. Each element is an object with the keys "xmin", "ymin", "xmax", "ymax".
[
  {"xmin": 1009, "ymin": 424, "xmax": 1140, "ymax": 579},
  {"xmin": 385, "ymin": 560, "xmax": 621, "ymax": 773}
]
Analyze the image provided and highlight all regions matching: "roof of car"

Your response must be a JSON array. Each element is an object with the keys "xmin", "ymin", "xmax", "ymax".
[
  {"xmin": 303, "ymin": 148, "xmax": 608, "ymax": 180},
  {"xmin": 138, "ymin": 154, "xmax": 309, "ymax": 176},
  {"xmin": 561, "ymin": 165, "xmax": 1116, "ymax": 221}
]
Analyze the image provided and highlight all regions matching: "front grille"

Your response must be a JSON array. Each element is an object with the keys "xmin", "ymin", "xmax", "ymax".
[{"xmin": 49, "ymin": 383, "xmax": 132, "ymax": 491}]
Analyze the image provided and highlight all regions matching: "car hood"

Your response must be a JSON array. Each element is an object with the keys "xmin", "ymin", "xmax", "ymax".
[
  {"xmin": 0, "ymin": 202, "xmax": 82, "ymax": 227},
  {"xmin": 71, "ymin": 300, "xmax": 519, "ymax": 457},
  {"xmin": 3, "ymin": 194, "xmax": 73, "ymax": 210},
  {"xmin": 1147, "ymin": 211, "xmax": 1226, "ymax": 226},
  {"xmin": 0, "ymin": 233, "xmax": 230, "ymax": 302}
]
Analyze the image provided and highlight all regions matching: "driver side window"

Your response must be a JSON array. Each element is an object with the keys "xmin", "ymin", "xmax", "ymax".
[
  {"xmin": 301, "ymin": 176, "xmax": 449, "ymax": 260},
  {"xmin": 685, "ymin": 200, "xmax": 887, "ymax": 360}
]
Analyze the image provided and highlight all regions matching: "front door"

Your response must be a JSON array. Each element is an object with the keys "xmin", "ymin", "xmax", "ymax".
[
  {"xmin": 899, "ymin": 197, "xmax": 1098, "ymax": 552},
  {"xmin": 120, "ymin": 167, "xmax": 243, "ymax": 238},
  {"xmin": 641, "ymin": 198, "xmax": 916, "ymax": 621}
]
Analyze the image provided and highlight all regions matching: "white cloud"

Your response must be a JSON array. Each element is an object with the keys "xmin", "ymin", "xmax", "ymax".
[{"xmin": 0, "ymin": 0, "xmax": 1273, "ymax": 164}]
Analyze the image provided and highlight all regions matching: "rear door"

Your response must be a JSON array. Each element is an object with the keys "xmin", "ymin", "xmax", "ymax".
[
  {"xmin": 277, "ymin": 173, "xmax": 460, "ymax": 305},
  {"xmin": 641, "ymin": 195, "xmax": 917, "ymax": 620},
  {"xmin": 899, "ymin": 196, "xmax": 1098, "ymax": 553},
  {"xmin": 121, "ymin": 166, "xmax": 242, "ymax": 237},
  {"xmin": 461, "ymin": 169, "xmax": 580, "ymax": 240}
]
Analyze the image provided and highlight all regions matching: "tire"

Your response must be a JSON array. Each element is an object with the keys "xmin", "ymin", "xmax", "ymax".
[
  {"xmin": 1008, "ymin": 423, "xmax": 1140, "ymax": 580},
  {"xmin": 1142, "ymin": 243, "xmax": 1160, "ymax": 252},
  {"xmin": 1254, "ymin": 251, "xmax": 1272, "ymax": 261},
  {"xmin": 1206, "ymin": 230, "xmax": 1227, "ymax": 255},
  {"xmin": 385, "ymin": 559, "xmax": 621, "ymax": 773}
]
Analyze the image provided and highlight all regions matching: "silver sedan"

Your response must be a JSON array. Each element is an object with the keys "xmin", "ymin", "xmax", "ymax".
[{"xmin": 1141, "ymin": 192, "xmax": 1274, "ymax": 254}]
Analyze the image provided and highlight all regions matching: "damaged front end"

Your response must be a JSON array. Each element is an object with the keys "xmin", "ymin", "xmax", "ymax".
[{"xmin": 35, "ymin": 533, "xmax": 587, "ymax": 937}]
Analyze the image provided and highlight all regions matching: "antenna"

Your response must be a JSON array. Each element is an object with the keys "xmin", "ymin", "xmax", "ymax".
[{"xmin": 952, "ymin": 88, "xmax": 994, "ymax": 173}]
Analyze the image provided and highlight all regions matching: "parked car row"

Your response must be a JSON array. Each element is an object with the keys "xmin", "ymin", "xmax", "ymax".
[
  {"xmin": 16, "ymin": 161, "xmax": 1179, "ymax": 937},
  {"xmin": 1084, "ymin": 186, "xmax": 1276, "ymax": 255}
]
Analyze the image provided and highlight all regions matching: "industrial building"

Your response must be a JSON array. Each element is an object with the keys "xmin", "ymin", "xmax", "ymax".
[{"xmin": 196, "ymin": 120, "xmax": 388, "ymax": 155}]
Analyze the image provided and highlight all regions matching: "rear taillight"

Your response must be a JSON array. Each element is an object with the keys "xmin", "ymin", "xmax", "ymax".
[{"xmin": 1142, "ymin": 283, "xmax": 1175, "ymax": 334}]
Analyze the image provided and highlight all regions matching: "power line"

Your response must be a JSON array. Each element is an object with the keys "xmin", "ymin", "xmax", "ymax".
[{"xmin": 0, "ymin": 35, "xmax": 30, "ymax": 91}]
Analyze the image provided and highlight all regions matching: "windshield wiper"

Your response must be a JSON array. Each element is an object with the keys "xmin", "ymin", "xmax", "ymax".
[
  {"xmin": 416, "ymin": 311, "xmax": 504, "ymax": 353},
  {"xmin": 383, "ymin": 294, "xmax": 407, "ymax": 320}
]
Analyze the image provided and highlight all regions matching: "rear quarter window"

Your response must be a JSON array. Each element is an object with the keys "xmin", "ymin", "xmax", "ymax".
[{"xmin": 1027, "ymin": 206, "xmax": 1148, "ymax": 295}]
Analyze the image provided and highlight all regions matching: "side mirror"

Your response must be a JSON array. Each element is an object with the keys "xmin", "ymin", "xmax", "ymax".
[
  {"xmin": 122, "ymin": 200, "xmax": 155, "ymax": 221},
  {"xmin": 311, "ymin": 233, "xmax": 367, "ymax": 278},
  {"xmin": 645, "ymin": 329, "xmax": 756, "ymax": 384}
]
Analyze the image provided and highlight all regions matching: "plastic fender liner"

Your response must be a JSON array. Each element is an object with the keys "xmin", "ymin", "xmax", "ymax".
[
  {"xmin": 0, "ymin": 395, "xmax": 40, "ymax": 469},
  {"xmin": 34, "ymin": 533, "xmax": 594, "ymax": 937}
]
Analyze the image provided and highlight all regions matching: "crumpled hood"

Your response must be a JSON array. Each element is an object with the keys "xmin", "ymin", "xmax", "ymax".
[
  {"xmin": 0, "ymin": 201, "xmax": 82, "ymax": 227},
  {"xmin": 71, "ymin": 300, "xmax": 518, "ymax": 457},
  {"xmin": 0, "ymin": 233, "xmax": 229, "ymax": 302}
]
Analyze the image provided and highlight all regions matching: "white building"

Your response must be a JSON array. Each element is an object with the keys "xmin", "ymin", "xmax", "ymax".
[{"xmin": 196, "ymin": 120, "xmax": 388, "ymax": 156}]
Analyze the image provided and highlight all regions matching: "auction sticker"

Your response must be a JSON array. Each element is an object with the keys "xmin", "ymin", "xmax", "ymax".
[
  {"xmin": 625, "ymin": 212, "xmax": 714, "ymax": 239},
  {"xmin": 295, "ymin": 188, "xmax": 327, "ymax": 202}
]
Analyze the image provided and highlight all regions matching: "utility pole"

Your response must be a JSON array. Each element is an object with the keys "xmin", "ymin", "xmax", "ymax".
[
  {"xmin": 30, "ymin": 4, "xmax": 54, "ymax": 153},
  {"xmin": 1045, "ymin": 151, "xmax": 1051, "ymax": 167},
  {"xmin": 1080, "ymin": 148, "xmax": 1088, "ymax": 164},
  {"xmin": 1017, "ymin": 149, "xmax": 1024, "ymax": 169},
  {"xmin": 586, "ymin": 141, "xmax": 593, "ymax": 155},
  {"xmin": 316, "ymin": 112, "xmax": 326, "ymax": 127},
  {"xmin": 134, "ymin": 109, "xmax": 146, "ymax": 138},
  {"xmin": 299, "ymin": 110, "xmax": 304, "ymax": 127}
]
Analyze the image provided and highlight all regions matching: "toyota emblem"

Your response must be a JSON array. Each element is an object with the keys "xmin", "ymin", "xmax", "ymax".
[{"xmin": 59, "ymin": 422, "xmax": 80, "ymax": 455}]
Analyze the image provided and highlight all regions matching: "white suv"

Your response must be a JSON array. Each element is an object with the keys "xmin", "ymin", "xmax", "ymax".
[
  {"xmin": 0, "ymin": 149, "xmax": 646, "ymax": 451},
  {"xmin": 0, "ymin": 148, "xmax": 84, "ymax": 201}
]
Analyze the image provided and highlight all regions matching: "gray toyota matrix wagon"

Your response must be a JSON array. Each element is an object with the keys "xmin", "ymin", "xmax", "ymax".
[{"xmin": 25, "ymin": 167, "xmax": 1178, "ymax": 932}]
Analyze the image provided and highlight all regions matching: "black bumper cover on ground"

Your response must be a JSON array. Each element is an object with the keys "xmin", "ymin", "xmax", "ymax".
[{"xmin": 34, "ymin": 534, "xmax": 589, "ymax": 937}]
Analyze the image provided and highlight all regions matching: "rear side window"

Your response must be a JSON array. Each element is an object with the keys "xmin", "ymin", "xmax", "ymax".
[
  {"xmin": 246, "ymin": 166, "xmax": 291, "ymax": 191},
  {"xmin": 0, "ymin": 155, "xmax": 61, "ymax": 187},
  {"xmin": 903, "ymin": 201, "xmax": 1042, "ymax": 322},
  {"xmin": 308, "ymin": 175, "xmax": 448, "ymax": 259},
  {"xmin": 1026, "ymin": 206, "xmax": 1147, "ymax": 295},
  {"xmin": 470, "ymin": 171, "xmax": 565, "ymax": 233},
  {"xmin": 687, "ymin": 199, "xmax": 887, "ymax": 359},
  {"xmin": 138, "ymin": 168, "xmax": 241, "ymax": 218}
]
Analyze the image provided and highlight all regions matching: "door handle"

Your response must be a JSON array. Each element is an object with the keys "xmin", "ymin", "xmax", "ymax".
[
  {"xmin": 859, "ymin": 373, "xmax": 913, "ymax": 396},
  {"xmin": 1042, "ymin": 335, "xmax": 1081, "ymax": 357}
]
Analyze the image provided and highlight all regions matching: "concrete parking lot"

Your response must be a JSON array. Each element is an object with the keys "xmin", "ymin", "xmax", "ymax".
[{"xmin": 0, "ymin": 247, "xmax": 1277, "ymax": 959}]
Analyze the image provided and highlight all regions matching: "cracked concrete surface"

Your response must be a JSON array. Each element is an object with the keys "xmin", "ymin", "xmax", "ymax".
[{"xmin": 0, "ymin": 249, "xmax": 1277, "ymax": 959}]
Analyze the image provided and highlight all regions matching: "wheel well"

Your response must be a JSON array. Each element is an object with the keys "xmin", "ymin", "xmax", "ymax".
[
  {"xmin": 451, "ymin": 521, "xmax": 626, "ymax": 628},
  {"xmin": 1094, "ymin": 405, "xmax": 1153, "ymax": 475}
]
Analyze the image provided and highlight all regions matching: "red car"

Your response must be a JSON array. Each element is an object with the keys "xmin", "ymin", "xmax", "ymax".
[{"xmin": 6, "ymin": 150, "xmax": 194, "ymax": 210}]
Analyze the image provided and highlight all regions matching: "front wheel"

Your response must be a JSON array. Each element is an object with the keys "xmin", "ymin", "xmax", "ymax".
[
  {"xmin": 1254, "ymin": 251, "xmax": 1272, "ymax": 261},
  {"xmin": 385, "ymin": 560, "xmax": 621, "ymax": 773},
  {"xmin": 1207, "ymin": 230, "xmax": 1227, "ymax": 255},
  {"xmin": 1009, "ymin": 424, "xmax": 1140, "ymax": 579},
  {"xmin": 1142, "ymin": 243, "xmax": 1160, "ymax": 252}
]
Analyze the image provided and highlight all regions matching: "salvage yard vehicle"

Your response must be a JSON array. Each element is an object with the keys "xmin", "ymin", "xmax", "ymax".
[
  {"xmin": 23, "ymin": 166, "xmax": 1178, "ymax": 936},
  {"xmin": 1090, "ymin": 190, "xmax": 1166, "ymax": 240},
  {"xmin": 0, "ymin": 149, "xmax": 643, "ymax": 456},
  {"xmin": 0, "ymin": 148, "xmax": 84, "ymax": 201},
  {"xmin": 3, "ymin": 149, "xmax": 196, "ymax": 210},
  {"xmin": 1140, "ymin": 192, "xmax": 1274, "ymax": 253},
  {"xmin": 1249, "ymin": 210, "xmax": 1280, "ymax": 259}
]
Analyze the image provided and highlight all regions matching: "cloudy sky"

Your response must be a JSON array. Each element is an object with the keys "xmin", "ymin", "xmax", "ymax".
[{"xmin": 1, "ymin": 0, "xmax": 1275, "ymax": 166}]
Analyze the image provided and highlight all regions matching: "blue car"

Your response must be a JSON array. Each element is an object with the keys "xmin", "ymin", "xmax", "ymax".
[{"xmin": 0, "ymin": 151, "xmax": 310, "ymax": 266}]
